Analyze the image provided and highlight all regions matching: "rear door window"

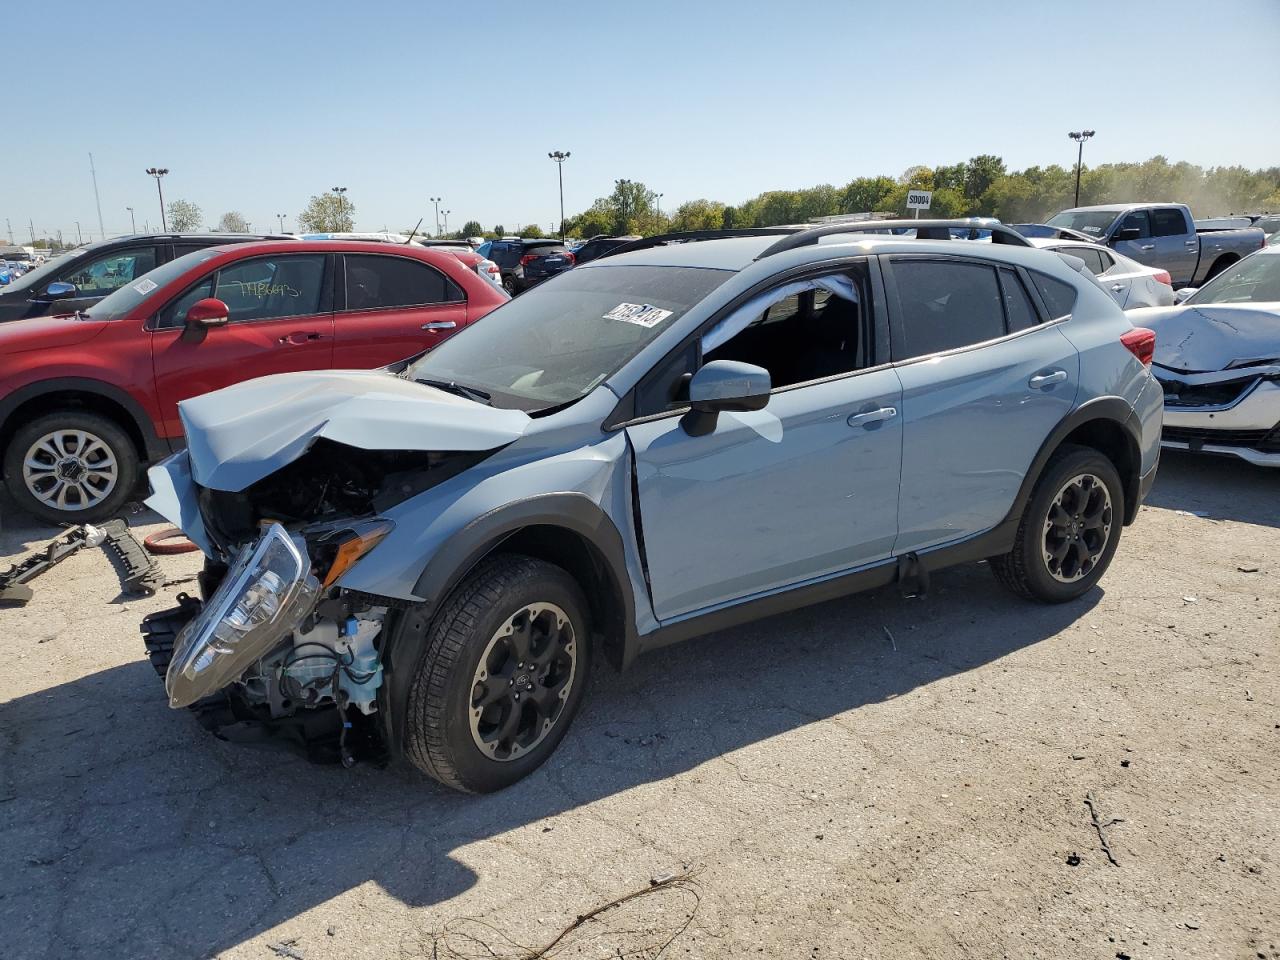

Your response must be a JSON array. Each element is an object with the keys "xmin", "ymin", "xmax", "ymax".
[
  {"xmin": 343, "ymin": 254, "xmax": 463, "ymax": 310},
  {"xmin": 63, "ymin": 246, "xmax": 158, "ymax": 297},
  {"xmin": 1151, "ymin": 208, "xmax": 1189, "ymax": 237},
  {"xmin": 1030, "ymin": 271, "xmax": 1079, "ymax": 320},
  {"xmin": 890, "ymin": 259, "xmax": 1005, "ymax": 359},
  {"xmin": 999, "ymin": 269, "xmax": 1040, "ymax": 332}
]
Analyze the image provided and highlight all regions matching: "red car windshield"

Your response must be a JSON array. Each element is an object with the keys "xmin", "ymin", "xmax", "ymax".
[{"xmin": 85, "ymin": 249, "xmax": 219, "ymax": 320}]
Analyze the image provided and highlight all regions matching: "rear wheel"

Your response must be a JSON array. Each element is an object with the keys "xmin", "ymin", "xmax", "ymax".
[
  {"xmin": 1203, "ymin": 256, "xmax": 1237, "ymax": 283},
  {"xmin": 503, "ymin": 275, "xmax": 518, "ymax": 296},
  {"xmin": 3, "ymin": 410, "xmax": 139, "ymax": 524},
  {"xmin": 401, "ymin": 554, "xmax": 591, "ymax": 793},
  {"xmin": 990, "ymin": 444, "xmax": 1124, "ymax": 603}
]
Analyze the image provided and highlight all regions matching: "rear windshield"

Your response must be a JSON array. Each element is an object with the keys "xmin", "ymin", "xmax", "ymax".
[
  {"xmin": 405, "ymin": 264, "xmax": 732, "ymax": 410},
  {"xmin": 1046, "ymin": 209, "xmax": 1121, "ymax": 238},
  {"xmin": 85, "ymin": 249, "xmax": 219, "ymax": 320}
]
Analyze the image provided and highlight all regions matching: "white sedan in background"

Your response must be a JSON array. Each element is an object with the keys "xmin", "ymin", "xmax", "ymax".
[{"xmin": 1028, "ymin": 238, "xmax": 1175, "ymax": 309}]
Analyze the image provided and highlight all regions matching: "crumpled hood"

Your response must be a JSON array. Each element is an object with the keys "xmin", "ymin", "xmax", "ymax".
[
  {"xmin": 1129, "ymin": 303, "xmax": 1280, "ymax": 373},
  {"xmin": 179, "ymin": 369, "xmax": 531, "ymax": 491}
]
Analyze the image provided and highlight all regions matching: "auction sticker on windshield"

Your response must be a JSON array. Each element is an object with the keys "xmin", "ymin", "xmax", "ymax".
[
  {"xmin": 604, "ymin": 302, "xmax": 673, "ymax": 327},
  {"xmin": 132, "ymin": 277, "xmax": 158, "ymax": 295}
]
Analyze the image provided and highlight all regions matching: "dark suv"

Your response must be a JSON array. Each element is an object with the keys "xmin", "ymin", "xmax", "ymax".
[
  {"xmin": 477, "ymin": 238, "xmax": 573, "ymax": 294},
  {"xmin": 572, "ymin": 235, "xmax": 641, "ymax": 265},
  {"xmin": 0, "ymin": 233, "xmax": 292, "ymax": 323}
]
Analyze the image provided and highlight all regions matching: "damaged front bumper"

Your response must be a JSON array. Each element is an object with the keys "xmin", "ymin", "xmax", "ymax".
[{"xmin": 1156, "ymin": 365, "xmax": 1280, "ymax": 467}]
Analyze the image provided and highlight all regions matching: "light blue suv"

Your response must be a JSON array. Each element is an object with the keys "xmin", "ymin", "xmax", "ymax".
[{"xmin": 142, "ymin": 221, "xmax": 1163, "ymax": 792}]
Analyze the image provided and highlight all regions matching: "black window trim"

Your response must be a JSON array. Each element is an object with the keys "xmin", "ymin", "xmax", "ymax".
[
  {"xmin": 337, "ymin": 252, "xmax": 466, "ymax": 314},
  {"xmin": 880, "ymin": 253, "xmax": 1063, "ymax": 368},
  {"xmin": 148, "ymin": 252, "xmax": 335, "ymax": 330},
  {"xmin": 606, "ymin": 255, "xmax": 891, "ymax": 429}
]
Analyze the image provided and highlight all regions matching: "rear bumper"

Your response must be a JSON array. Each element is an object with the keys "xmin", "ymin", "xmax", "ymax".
[{"xmin": 1160, "ymin": 439, "xmax": 1280, "ymax": 467}]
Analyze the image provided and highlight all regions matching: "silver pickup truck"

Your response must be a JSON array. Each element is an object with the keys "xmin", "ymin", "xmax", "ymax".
[{"xmin": 1046, "ymin": 203, "xmax": 1264, "ymax": 288}]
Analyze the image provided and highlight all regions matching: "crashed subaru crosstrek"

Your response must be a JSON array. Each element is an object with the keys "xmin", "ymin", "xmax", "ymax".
[{"xmin": 143, "ymin": 222, "xmax": 1164, "ymax": 793}]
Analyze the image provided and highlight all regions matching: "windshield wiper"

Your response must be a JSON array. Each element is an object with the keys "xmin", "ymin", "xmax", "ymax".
[{"xmin": 414, "ymin": 377, "xmax": 492, "ymax": 405}]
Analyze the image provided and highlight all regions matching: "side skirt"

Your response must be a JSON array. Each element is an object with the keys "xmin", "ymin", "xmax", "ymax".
[{"xmin": 636, "ymin": 520, "xmax": 1017, "ymax": 655}]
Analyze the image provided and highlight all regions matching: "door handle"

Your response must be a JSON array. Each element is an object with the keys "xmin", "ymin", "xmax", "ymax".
[
  {"xmin": 277, "ymin": 331, "xmax": 325, "ymax": 345},
  {"xmin": 1140, "ymin": 244, "xmax": 1155, "ymax": 251},
  {"xmin": 1029, "ymin": 370, "xmax": 1068, "ymax": 388},
  {"xmin": 421, "ymin": 320, "xmax": 457, "ymax": 331},
  {"xmin": 1184, "ymin": 240, "xmax": 1197, "ymax": 246},
  {"xmin": 847, "ymin": 406, "xmax": 897, "ymax": 428},
  {"xmin": 1110, "ymin": 283, "xmax": 1125, "ymax": 292}
]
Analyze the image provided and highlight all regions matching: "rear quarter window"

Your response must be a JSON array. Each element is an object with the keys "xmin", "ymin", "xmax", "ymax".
[{"xmin": 1031, "ymin": 271, "xmax": 1078, "ymax": 319}]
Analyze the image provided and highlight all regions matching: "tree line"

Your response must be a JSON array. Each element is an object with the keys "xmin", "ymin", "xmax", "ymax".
[{"xmin": 561, "ymin": 155, "xmax": 1280, "ymax": 238}]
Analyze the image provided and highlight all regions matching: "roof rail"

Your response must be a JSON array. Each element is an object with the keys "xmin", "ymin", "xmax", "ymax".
[
  {"xmin": 756, "ymin": 219, "xmax": 1033, "ymax": 259},
  {"xmin": 596, "ymin": 227, "xmax": 799, "ymax": 260}
]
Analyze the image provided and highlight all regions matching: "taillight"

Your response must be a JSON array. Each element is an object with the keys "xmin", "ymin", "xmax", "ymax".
[
  {"xmin": 564, "ymin": 252, "xmax": 576, "ymax": 265},
  {"xmin": 519, "ymin": 254, "xmax": 537, "ymax": 266},
  {"xmin": 1121, "ymin": 327, "xmax": 1155, "ymax": 367},
  {"xmin": 1152, "ymin": 270, "xmax": 1172, "ymax": 286}
]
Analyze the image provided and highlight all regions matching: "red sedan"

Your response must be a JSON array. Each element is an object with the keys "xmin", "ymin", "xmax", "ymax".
[{"xmin": 0, "ymin": 240, "xmax": 508, "ymax": 522}]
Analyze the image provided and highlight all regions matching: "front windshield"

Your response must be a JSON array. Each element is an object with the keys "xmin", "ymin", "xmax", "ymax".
[
  {"xmin": 86, "ymin": 249, "xmax": 219, "ymax": 320},
  {"xmin": 405, "ymin": 264, "xmax": 733, "ymax": 410},
  {"xmin": 1187, "ymin": 254, "xmax": 1280, "ymax": 305},
  {"xmin": 1046, "ymin": 209, "xmax": 1121, "ymax": 237}
]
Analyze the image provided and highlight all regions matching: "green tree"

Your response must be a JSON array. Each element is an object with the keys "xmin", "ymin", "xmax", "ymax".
[
  {"xmin": 297, "ymin": 193, "xmax": 355, "ymax": 232},
  {"xmin": 459, "ymin": 220, "xmax": 484, "ymax": 238},
  {"xmin": 519, "ymin": 223, "xmax": 545, "ymax": 238},
  {"xmin": 962, "ymin": 155, "xmax": 1006, "ymax": 201},
  {"xmin": 839, "ymin": 176, "xmax": 896, "ymax": 213},
  {"xmin": 216, "ymin": 211, "xmax": 249, "ymax": 233},
  {"xmin": 167, "ymin": 199, "xmax": 202, "ymax": 231},
  {"xmin": 669, "ymin": 199, "xmax": 727, "ymax": 232},
  {"xmin": 493, "ymin": 224, "xmax": 505, "ymax": 237}
]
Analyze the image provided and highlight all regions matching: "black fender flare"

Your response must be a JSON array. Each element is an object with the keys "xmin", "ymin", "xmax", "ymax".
[
  {"xmin": 380, "ymin": 492, "xmax": 640, "ymax": 749},
  {"xmin": 0, "ymin": 377, "xmax": 168, "ymax": 461},
  {"xmin": 1006, "ymin": 396, "xmax": 1144, "ymax": 533}
]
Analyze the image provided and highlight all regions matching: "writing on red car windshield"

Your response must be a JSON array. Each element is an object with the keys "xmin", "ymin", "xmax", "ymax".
[{"xmin": 229, "ymin": 280, "xmax": 301, "ymax": 299}]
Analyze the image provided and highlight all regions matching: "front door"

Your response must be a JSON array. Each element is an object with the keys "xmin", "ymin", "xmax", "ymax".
[
  {"xmin": 626, "ymin": 264, "xmax": 902, "ymax": 621},
  {"xmin": 150, "ymin": 253, "xmax": 334, "ymax": 438},
  {"xmin": 54, "ymin": 244, "xmax": 160, "ymax": 314},
  {"xmin": 333, "ymin": 252, "xmax": 469, "ymax": 367},
  {"xmin": 1111, "ymin": 209, "xmax": 1156, "ymax": 268},
  {"xmin": 884, "ymin": 256, "xmax": 1079, "ymax": 554}
]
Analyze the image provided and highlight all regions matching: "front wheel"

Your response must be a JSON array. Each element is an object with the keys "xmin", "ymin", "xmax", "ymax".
[
  {"xmin": 400, "ymin": 555, "xmax": 592, "ymax": 792},
  {"xmin": 3, "ymin": 410, "xmax": 140, "ymax": 524},
  {"xmin": 990, "ymin": 444, "xmax": 1125, "ymax": 603}
]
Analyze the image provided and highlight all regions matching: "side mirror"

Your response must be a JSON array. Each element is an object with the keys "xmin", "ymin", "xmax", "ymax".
[
  {"xmin": 1113, "ymin": 227, "xmax": 1142, "ymax": 243},
  {"xmin": 681, "ymin": 360, "xmax": 771, "ymax": 436},
  {"xmin": 1174, "ymin": 287, "xmax": 1197, "ymax": 304},
  {"xmin": 42, "ymin": 281, "xmax": 76, "ymax": 301},
  {"xmin": 186, "ymin": 297, "xmax": 230, "ymax": 328}
]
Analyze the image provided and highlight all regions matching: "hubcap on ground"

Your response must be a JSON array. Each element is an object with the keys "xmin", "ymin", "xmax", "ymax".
[
  {"xmin": 468, "ymin": 602, "xmax": 576, "ymax": 761},
  {"xmin": 1042, "ymin": 473, "xmax": 1112, "ymax": 583},
  {"xmin": 22, "ymin": 429, "xmax": 118, "ymax": 511}
]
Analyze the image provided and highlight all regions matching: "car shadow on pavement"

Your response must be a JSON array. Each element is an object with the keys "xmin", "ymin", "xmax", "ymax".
[
  {"xmin": 0, "ymin": 560, "xmax": 1100, "ymax": 960},
  {"xmin": 1144, "ymin": 449, "xmax": 1278, "ymax": 528}
]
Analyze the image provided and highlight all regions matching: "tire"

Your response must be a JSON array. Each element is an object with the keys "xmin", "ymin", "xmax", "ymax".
[
  {"xmin": 401, "ymin": 554, "xmax": 592, "ymax": 793},
  {"xmin": 1203, "ymin": 256, "xmax": 1236, "ymax": 283},
  {"xmin": 990, "ymin": 444, "xmax": 1125, "ymax": 603},
  {"xmin": 502, "ymin": 275, "xmax": 519, "ymax": 296},
  {"xmin": 3, "ymin": 410, "xmax": 140, "ymax": 524}
]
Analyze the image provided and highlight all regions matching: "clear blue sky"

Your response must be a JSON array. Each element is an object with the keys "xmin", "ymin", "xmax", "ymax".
[{"xmin": 3, "ymin": 0, "xmax": 1278, "ymax": 242}]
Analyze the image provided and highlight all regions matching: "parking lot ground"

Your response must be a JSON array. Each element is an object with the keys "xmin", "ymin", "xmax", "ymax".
[{"xmin": 0, "ymin": 450, "xmax": 1276, "ymax": 960}]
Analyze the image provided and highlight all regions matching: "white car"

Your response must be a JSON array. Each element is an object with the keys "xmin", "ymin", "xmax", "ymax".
[
  {"xmin": 1128, "ymin": 247, "xmax": 1280, "ymax": 467},
  {"xmin": 1028, "ymin": 238, "xmax": 1175, "ymax": 309}
]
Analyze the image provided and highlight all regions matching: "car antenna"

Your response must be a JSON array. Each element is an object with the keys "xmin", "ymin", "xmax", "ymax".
[{"xmin": 404, "ymin": 218, "xmax": 423, "ymax": 244}]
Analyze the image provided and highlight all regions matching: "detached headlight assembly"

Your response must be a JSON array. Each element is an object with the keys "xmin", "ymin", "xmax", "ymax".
[{"xmin": 166, "ymin": 523, "xmax": 319, "ymax": 708}]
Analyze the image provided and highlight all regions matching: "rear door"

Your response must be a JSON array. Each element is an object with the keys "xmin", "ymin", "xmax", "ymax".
[
  {"xmin": 1150, "ymin": 206, "xmax": 1198, "ymax": 286},
  {"xmin": 333, "ymin": 252, "xmax": 469, "ymax": 367},
  {"xmin": 1063, "ymin": 244, "xmax": 1130, "ymax": 306},
  {"xmin": 885, "ymin": 256, "xmax": 1080, "ymax": 554},
  {"xmin": 149, "ymin": 253, "xmax": 333, "ymax": 438}
]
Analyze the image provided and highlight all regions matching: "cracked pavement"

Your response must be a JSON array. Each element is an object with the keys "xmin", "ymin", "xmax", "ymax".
[{"xmin": 1, "ymin": 450, "xmax": 1276, "ymax": 959}]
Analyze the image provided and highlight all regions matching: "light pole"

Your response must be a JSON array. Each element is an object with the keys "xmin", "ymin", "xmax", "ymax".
[
  {"xmin": 75, "ymin": 221, "xmax": 83, "ymax": 244},
  {"xmin": 146, "ymin": 167, "xmax": 169, "ymax": 231},
  {"xmin": 1068, "ymin": 130, "xmax": 1096, "ymax": 207},
  {"xmin": 126, "ymin": 206, "xmax": 136, "ymax": 233},
  {"xmin": 441, "ymin": 209, "xmax": 451, "ymax": 236},
  {"xmin": 548, "ymin": 150, "xmax": 570, "ymax": 239},
  {"xmin": 277, "ymin": 213, "xmax": 287, "ymax": 232},
  {"xmin": 331, "ymin": 186, "xmax": 348, "ymax": 230},
  {"xmin": 429, "ymin": 197, "xmax": 441, "ymax": 237},
  {"xmin": 656, "ymin": 192, "xmax": 664, "ymax": 220}
]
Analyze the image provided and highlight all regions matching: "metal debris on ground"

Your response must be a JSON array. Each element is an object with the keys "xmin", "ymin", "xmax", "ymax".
[
  {"xmin": 266, "ymin": 938, "xmax": 305, "ymax": 959},
  {"xmin": 0, "ymin": 525, "xmax": 93, "ymax": 606}
]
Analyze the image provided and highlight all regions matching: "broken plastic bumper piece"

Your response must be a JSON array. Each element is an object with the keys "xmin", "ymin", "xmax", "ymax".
[{"xmin": 166, "ymin": 523, "xmax": 319, "ymax": 708}]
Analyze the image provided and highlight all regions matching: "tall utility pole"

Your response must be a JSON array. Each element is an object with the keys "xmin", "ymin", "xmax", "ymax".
[
  {"xmin": 548, "ymin": 151, "xmax": 570, "ymax": 239},
  {"xmin": 75, "ymin": 221, "xmax": 83, "ymax": 244},
  {"xmin": 126, "ymin": 207, "xmax": 136, "ymax": 233},
  {"xmin": 441, "ymin": 209, "xmax": 451, "ymax": 236},
  {"xmin": 1068, "ymin": 130, "xmax": 1096, "ymax": 207},
  {"xmin": 89, "ymin": 153, "xmax": 105, "ymax": 240},
  {"xmin": 146, "ymin": 167, "xmax": 169, "ymax": 231},
  {"xmin": 29, "ymin": 218, "xmax": 36, "ymax": 243},
  {"xmin": 332, "ymin": 186, "xmax": 348, "ymax": 230},
  {"xmin": 5, "ymin": 219, "xmax": 13, "ymax": 243},
  {"xmin": 430, "ymin": 197, "xmax": 441, "ymax": 237},
  {"xmin": 277, "ymin": 213, "xmax": 287, "ymax": 232},
  {"xmin": 656, "ymin": 192, "xmax": 664, "ymax": 219}
]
